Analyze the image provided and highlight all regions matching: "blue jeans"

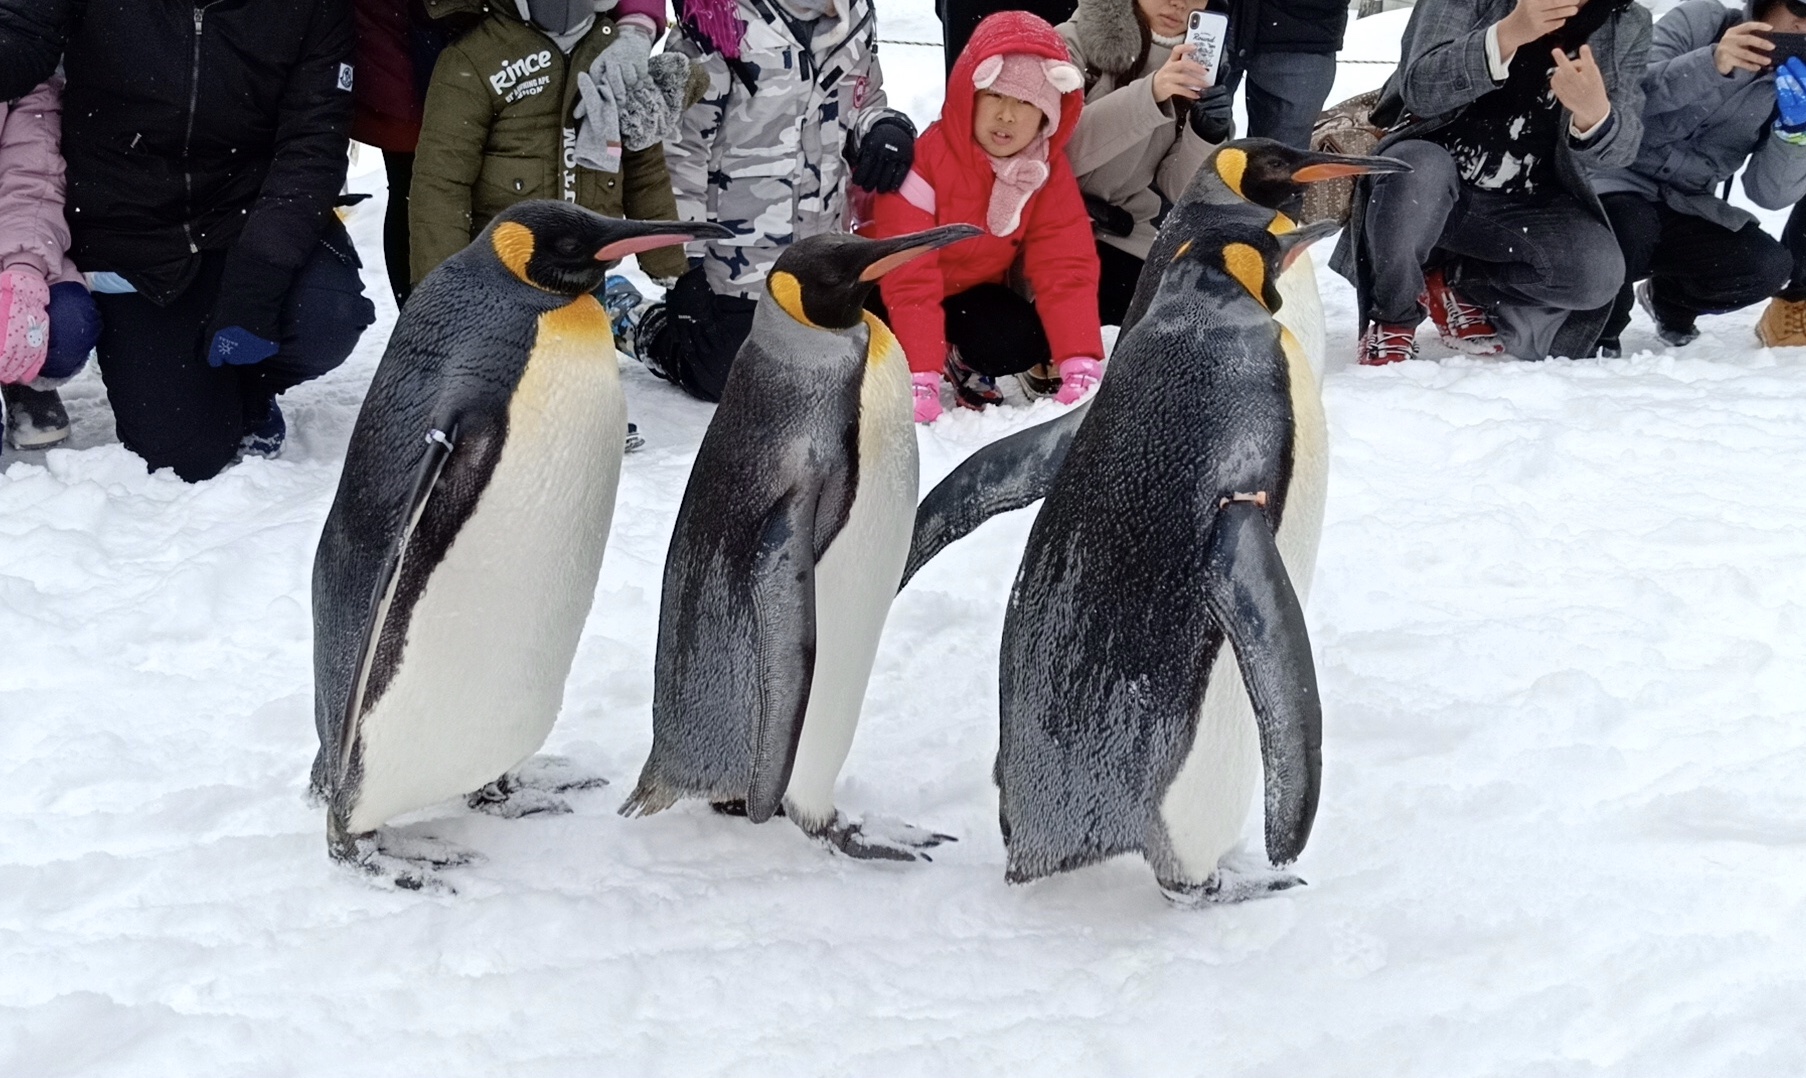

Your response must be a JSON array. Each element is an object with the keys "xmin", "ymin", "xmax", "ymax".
[
  {"xmin": 43, "ymin": 282, "xmax": 101, "ymax": 381},
  {"xmin": 1238, "ymin": 51, "xmax": 1338, "ymax": 150}
]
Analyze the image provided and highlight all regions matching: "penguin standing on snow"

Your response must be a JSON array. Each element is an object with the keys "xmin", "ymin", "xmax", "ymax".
[
  {"xmin": 623, "ymin": 225, "xmax": 980, "ymax": 859},
  {"xmin": 311, "ymin": 200, "xmax": 730, "ymax": 888},
  {"xmin": 898, "ymin": 140, "xmax": 1409, "ymax": 586},
  {"xmin": 997, "ymin": 215, "xmax": 1339, "ymax": 904}
]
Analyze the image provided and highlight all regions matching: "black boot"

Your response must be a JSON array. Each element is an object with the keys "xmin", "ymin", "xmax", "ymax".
[{"xmin": 2, "ymin": 383, "xmax": 71, "ymax": 449}]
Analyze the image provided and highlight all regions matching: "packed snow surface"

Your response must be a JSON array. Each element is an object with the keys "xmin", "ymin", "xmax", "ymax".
[{"xmin": 5, "ymin": 7, "xmax": 1806, "ymax": 1075}]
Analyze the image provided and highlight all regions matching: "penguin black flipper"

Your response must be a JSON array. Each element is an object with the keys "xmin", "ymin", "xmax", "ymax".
[
  {"xmin": 745, "ymin": 486, "xmax": 823, "ymax": 823},
  {"xmin": 332, "ymin": 425, "xmax": 458, "ymax": 776},
  {"xmin": 1201, "ymin": 499, "xmax": 1323, "ymax": 866},
  {"xmin": 901, "ymin": 402, "xmax": 1088, "ymax": 588}
]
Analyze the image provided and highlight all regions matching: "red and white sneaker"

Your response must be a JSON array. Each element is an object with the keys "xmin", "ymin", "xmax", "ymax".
[
  {"xmin": 1421, "ymin": 267, "xmax": 1504, "ymax": 355},
  {"xmin": 1358, "ymin": 321, "xmax": 1419, "ymax": 366}
]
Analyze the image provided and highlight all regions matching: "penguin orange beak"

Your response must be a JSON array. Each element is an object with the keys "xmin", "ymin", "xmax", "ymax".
[
  {"xmin": 857, "ymin": 224, "xmax": 984, "ymax": 282},
  {"xmin": 1289, "ymin": 153, "xmax": 1412, "ymax": 184},
  {"xmin": 594, "ymin": 221, "xmax": 734, "ymax": 262}
]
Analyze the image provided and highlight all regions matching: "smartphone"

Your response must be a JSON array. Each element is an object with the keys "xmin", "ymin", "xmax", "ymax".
[
  {"xmin": 1764, "ymin": 30, "xmax": 1806, "ymax": 67},
  {"xmin": 1186, "ymin": 10, "xmax": 1229, "ymax": 86}
]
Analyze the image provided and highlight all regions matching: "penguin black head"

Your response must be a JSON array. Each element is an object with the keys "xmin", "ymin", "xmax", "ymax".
[
  {"xmin": 1206, "ymin": 138, "xmax": 1412, "ymax": 217},
  {"xmin": 482, "ymin": 200, "xmax": 733, "ymax": 295},
  {"xmin": 766, "ymin": 226, "xmax": 983, "ymax": 330},
  {"xmin": 1170, "ymin": 217, "xmax": 1340, "ymax": 312}
]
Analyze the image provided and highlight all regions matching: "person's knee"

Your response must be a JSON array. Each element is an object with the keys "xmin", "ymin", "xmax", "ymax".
[
  {"xmin": 1384, "ymin": 140, "xmax": 1460, "ymax": 188},
  {"xmin": 1560, "ymin": 226, "xmax": 1626, "ymax": 310},
  {"xmin": 1751, "ymin": 232, "xmax": 1795, "ymax": 298},
  {"xmin": 43, "ymin": 283, "xmax": 101, "ymax": 380}
]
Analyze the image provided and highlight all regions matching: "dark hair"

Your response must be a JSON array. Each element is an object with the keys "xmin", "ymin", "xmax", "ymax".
[{"xmin": 1758, "ymin": 0, "xmax": 1806, "ymax": 22}]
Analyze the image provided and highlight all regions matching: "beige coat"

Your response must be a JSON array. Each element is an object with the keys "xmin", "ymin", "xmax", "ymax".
[{"xmin": 1058, "ymin": 24, "xmax": 1215, "ymax": 260}]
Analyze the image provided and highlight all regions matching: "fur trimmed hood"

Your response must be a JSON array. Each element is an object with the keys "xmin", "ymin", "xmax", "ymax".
[{"xmin": 1069, "ymin": 0, "xmax": 1146, "ymax": 77}]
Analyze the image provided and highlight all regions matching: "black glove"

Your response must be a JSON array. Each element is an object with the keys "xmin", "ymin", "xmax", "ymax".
[
  {"xmin": 1083, "ymin": 194, "xmax": 1135, "ymax": 238},
  {"xmin": 1189, "ymin": 84, "xmax": 1233, "ymax": 144},
  {"xmin": 853, "ymin": 117, "xmax": 916, "ymax": 193}
]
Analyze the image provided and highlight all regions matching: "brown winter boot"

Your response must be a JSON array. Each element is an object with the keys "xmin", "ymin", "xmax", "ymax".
[{"xmin": 1755, "ymin": 296, "xmax": 1806, "ymax": 347}]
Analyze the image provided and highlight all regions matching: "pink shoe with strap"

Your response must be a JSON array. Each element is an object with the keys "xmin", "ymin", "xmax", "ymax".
[
  {"xmin": 1053, "ymin": 357, "xmax": 1102, "ymax": 405},
  {"xmin": 912, "ymin": 371, "xmax": 943, "ymax": 423}
]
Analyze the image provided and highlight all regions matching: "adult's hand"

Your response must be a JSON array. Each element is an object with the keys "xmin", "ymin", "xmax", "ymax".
[
  {"xmin": 1496, "ymin": 0, "xmax": 1579, "ymax": 62},
  {"xmin": 1188, "ymin": 83, "xmax": 1233, "ymax": 142},
  {"xmin": 1152, "ymin": 43, "xmax": 1210, "ymax": 104},
  {"xmin": 1716, "ymin": 21, "xmax": 1775, "ymax": 75},
  {"xmin": 1551, "ymin": 44, "xmax": 1611, "ymax": 132}
]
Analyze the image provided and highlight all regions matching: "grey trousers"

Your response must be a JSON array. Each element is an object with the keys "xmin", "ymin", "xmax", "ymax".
[
  {"xmin": 1239, "ymin": 51, "xmax": 1338, "ymax": 150},
  {"xmin": 1362, "ymin": 139, "xmax": 1623, "ymax": 359}
]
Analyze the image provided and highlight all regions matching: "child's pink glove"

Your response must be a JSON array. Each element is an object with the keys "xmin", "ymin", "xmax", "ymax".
[
  {"xmin": 1054, "ymin": 357, "xmax": 1102, "ymax": 405},
  {"xmin": 0, "ymin": 267, "xmax": 51, "ymax": 385},
  {"xmin": 912, "ymin": 371, "xmax": 943, "ymax": 423}
]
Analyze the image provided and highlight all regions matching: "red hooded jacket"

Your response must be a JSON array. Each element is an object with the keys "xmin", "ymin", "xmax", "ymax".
[{"xmin": 868, "ymin": 11, "xmax": 1104, "ymax": 374}]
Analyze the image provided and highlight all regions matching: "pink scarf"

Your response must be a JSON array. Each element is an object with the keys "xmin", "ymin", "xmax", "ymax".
[{"xmin": 985, "ymin": 132, "xmax": 1050, "ymax": 237}]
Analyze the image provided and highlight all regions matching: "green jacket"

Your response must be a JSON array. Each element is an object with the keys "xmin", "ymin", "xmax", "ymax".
[{"xmin": 410, "ymin": 9, "xmax": 687, "ymax": 283}]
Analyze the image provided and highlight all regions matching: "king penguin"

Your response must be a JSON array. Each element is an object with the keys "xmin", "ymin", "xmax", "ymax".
[
  {"xmin": 622, "ymin": 225, "xmax": 981, "ymax": 860},
  {"xmin": 998, "ymin": 215, "xmax": 1340, "ymax": 903},
  {"xmin": 897, "ymin": 140, "xmax": 1409, "ymax": 586},
  {"xmin": 310, "ymin": 200, "xmax": 731, "ymax": 888}
]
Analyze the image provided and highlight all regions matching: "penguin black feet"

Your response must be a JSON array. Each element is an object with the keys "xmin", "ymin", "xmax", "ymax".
[
  {"xmin": 1159, "ymin": 867, "xmax": 1305, "ymax": 908},
  {"xmin": 804, "ymin": 813, "xmax": 957, "ymax": 862},
  {"xmin": 466, "ymin": 755, "xmax": 609, "ymax": 819},
  {"xmin": 328, "ymin": 822, "xmax": 484, "ymax": 895}
]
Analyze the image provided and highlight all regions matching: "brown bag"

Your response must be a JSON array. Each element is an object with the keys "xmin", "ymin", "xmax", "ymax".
[{"xmin": 1298, "ymin": 89, "xmax": 1385, "ymax": 227}]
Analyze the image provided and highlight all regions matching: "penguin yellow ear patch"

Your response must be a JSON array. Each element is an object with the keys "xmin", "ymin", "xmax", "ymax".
[
  {"xmin": 492, "ymin": 221, "xmax": 537, "ymax": 286},
  {"xmin": 1223, "ymin": 243, "xmax": 1268, "ymax": 308},
  {"xmin": 1215, "ymin": 148, "xmax": 1248, "ymax": 199},
  {"xmin": 1268, "ymin": 214, "xmax": 1297, "ymax": 236},
  {"xmin": 769, "ymin": 271, "xmax": 818, "ymax": 328}
]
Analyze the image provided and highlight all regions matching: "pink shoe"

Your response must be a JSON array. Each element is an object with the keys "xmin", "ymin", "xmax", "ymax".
[
  {"xmin": 0, "ymin": 268, "xmax": 51, "ymax": 385},
  {"xmin": 1053, "ymin": 357, "xmax": 1102, "ymax": 405},
  {"xmin": 912, "ymin": 371, "xmax": 943, "ymax": 423}
]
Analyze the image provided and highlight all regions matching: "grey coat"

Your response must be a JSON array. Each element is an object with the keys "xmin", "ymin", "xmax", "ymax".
[
  {"xmin": 1591, "ymin": 0, "xmax": 1806, "ymax": 231},
  {"xmin": 1330, "ymin": 0, "xmax": 1652, "ymax": 326}
]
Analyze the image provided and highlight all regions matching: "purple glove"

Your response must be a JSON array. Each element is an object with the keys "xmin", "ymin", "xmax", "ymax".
[
  {"xmin": 0, "ymin": 267, "xmax": 50, "ymax": 384},
  {"xmin": 206, "ymin": 325, "xmax": 280, "ymax": 368}
]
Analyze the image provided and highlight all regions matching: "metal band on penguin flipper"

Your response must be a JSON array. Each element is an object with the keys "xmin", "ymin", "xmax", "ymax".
[{"xmin": 1201, "ymin": 499, "xmax": 1323, "ymax": 865}]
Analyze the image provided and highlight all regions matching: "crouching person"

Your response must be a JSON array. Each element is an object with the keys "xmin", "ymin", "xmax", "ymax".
[
  {"xmin": 631, "ymin": 0, "xmax": 917, "ymax": 402},
  {"xmin": 867, "ymin": 11, "xmax": 1103, "ymax": 422},
  {"xmin": 1589, "ymin": 0, "xmax": 1806, "ymax": 353},
  {"xmin": 1, "ymin": 76, "xmax": 100, "ymax": 450},
  {"xmin": 0, "ymin": 0, "xmax": 375, "ymax": 481},
  {"xmin": 1331, "ymin": 0, "xmax": 1650, "ymax": 364}
]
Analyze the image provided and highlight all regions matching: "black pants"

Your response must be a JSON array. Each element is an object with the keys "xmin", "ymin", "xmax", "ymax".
[
  {"xmin": 382, "ymin": 150, "xmax": 415, "ymax": 309},
  {"xmin": 938, "ymin": 0, "xmax": 1077, "ymax": 75},
  {"xmin": 92, "ymin": 225, "xmax": 376, "ymax": 481},
  {"xmin": 639, "ymin": 267, "xmax": 758, "ymax": 402},
  {"xmin": 868, "ymin": 282, "xmax": 1053, "ymax": 376},
  {"xmin": 1096, "ymin": 240, "xmax": 1144, "ymax": 327},
  {"xmin": 1780, "ymin": 200, "xmax": 1806, "ymax": 302},
  {"xmin": 1595, "ymin": 193, "xmax": 1793, "ymax": 344}
]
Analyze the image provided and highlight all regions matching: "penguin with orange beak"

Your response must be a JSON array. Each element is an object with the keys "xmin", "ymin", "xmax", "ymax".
[
  {"xmin": 311, "ymin": 201, "xmax": 730, "ymax": 889},
  {"xmin": 624, "ymin": 225, "xmax": 980, "ymax": 860}
]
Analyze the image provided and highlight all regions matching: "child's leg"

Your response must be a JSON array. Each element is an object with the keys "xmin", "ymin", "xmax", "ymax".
[
  {"xmin": 43, "ymin": 282, "xmax": 102, "ymax": 382},
  {"xmin": 641, "ymin": 268, "xmax": 757, "ymax": 402},
  {"xmin": 942, "ymin": 283, "xmax": 1050, "ymax": 377},
  {"xmin": 1095, "ymin": 242, "xmax": 1144, "ymax": 328}
]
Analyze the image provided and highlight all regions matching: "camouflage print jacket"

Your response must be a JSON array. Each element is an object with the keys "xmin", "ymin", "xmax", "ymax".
[{"xmin": 664, "ymin": 0, "xmax": 910, "ymax": 298}]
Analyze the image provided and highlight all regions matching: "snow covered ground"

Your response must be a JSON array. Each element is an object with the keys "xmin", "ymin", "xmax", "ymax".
[{"xmin": 5, "ymin": 5, "xmax": 1806, "ymax": 1075}]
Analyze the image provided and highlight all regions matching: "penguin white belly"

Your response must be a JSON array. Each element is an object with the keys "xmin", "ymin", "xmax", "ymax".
[
  {"xmin": 782, "ymin": 330, "xmax": 917, "ymax": 827},
  {"xmin": 347, "ymin": 302, "xmax": 626, "ymax": 834},
  {"xmin": 1275, "ymin": 251, "xmax": 1326, "ymax": 383},
  {"xmin": 1158, "ymin": 282, "xmax": 1330, "ymax": 883}
]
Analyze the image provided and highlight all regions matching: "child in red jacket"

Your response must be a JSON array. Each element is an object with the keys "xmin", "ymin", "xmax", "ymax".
[{"xmin": 867, "ymin": 10, "xmax": 1104, "ymax": 423}]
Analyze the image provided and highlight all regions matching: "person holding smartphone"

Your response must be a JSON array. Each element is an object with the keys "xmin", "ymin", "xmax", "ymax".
[
  {"xmin": 1585, "ymin": 0, "xmax": 1806, "ymax": 353},
  {"xmin": 1057, "ymin": 0, "xmax": 1233, "ymax": 327},
  {"xmin": 1331, "ymin": 0, "xmax": 1651, "ymax": 365}
]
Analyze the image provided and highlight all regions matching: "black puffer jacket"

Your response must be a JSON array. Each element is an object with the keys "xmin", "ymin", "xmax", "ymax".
[{"xmin": 0, "ymin": 0, "xmax": 354, "ymax": 333}]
